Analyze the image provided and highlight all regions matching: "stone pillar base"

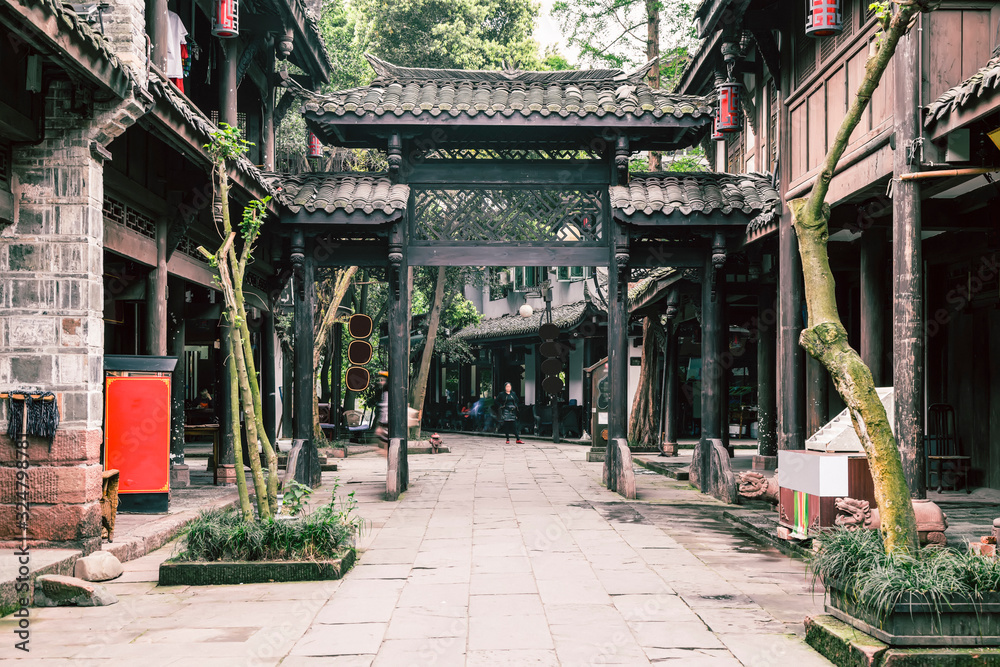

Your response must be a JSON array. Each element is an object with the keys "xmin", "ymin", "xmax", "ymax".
[
  {"xmin": 752, "ymin": 455, "xmax": 778, "ymax": 471},
  {"xmin": 660, "ymin": 442, "xmax": 678, "ymax": 457},
  {"xmin": 170, "ymin": 464, "xmax": 190, "ymax": 488},
  {"xmin": 215, "ymin": 464, "xmax": 238, "ymax": 486},
  {"xmin": 586, "ymin": 445, "xmax": 606, "ymax": 462}
]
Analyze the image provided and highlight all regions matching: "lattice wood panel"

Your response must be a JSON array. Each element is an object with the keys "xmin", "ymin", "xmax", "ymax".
[{"xmin": 412, "ymin": 188, "xmax": 604, "ymax": 244}]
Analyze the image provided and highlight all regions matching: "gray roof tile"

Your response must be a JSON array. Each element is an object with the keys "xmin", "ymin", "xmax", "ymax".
[
  {"xmin": 611, "ymin": 172, "xmax": 779, "ymax": 217},
  {"xmin": 453, "ymin": 300, "xmax": 598, "ymax": 342},
  {"xmin": 925, "ymin": 55, "xmax": 1000, "ymax": 127},
  {"xmin": 265, "ymin": 172, "xmax": 409, "ymax": 215},
  {"xmin": 304, "ymin": 55, "xmax": 714, "ymax": 122}
]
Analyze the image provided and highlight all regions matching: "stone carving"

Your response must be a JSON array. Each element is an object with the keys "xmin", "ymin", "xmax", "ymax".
[
  {"xmin": 691, "ymin": 438, "xmax": 738, "ymax": 505},
  {"xmin": 835, "ymin": 497, "xmax": 949, "ymax": 547},
  {"xmin": 737, "ymin": 471, "xmax": 779, "ymax": 504}
]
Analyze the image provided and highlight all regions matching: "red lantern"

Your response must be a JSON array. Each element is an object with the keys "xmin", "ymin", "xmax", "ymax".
[
  {"xmin": 716, "ymin": 81, "xmax": 741, "ymax": 133},
  {"xmin": 307, "ymin": 131, "xmax": 323, "ymax": 158},
  {"xmin": 806, "ymin": 0, "xmax": 842, "ymax": 37},
  {"xmin": 212, "ymin": 0, "xmax": 238, "ymax": 38},
  {"xmin": 711, "ymin": 117, "xmax": 724, "ymax": 141}
]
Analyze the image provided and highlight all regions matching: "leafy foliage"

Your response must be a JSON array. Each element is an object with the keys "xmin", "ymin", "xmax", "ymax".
[
  {"xmin": 280, "ymin": 480, "xmax": 314, "ymax": 516},
  {"xmin": 205, "ymin": 123, "xmax": 250, "ymax": 161},
  {"xmin": 812, "ymin": 529, "xmax": 1000, "ymax": 628},
  {"xmin": 355, "ymin": 0, "xmax": 541, "ymax": 69}
]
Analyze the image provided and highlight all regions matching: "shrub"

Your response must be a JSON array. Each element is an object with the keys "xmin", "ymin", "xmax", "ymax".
[{"xmin": 811, "ymin": 528, "xmax": 1000, "ymax": 626}]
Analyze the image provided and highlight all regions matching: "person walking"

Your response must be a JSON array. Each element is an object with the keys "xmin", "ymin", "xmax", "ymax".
[{"xmin": 499, "ymin": 382, "xmax": 523, "ymax": 444}]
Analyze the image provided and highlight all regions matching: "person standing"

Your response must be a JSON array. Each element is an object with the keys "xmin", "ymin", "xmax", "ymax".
[{"xmin": 499, "ymin": 382, "xmax": 523, "ymax": 444}]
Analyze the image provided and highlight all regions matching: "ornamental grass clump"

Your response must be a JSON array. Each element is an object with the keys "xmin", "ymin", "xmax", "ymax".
[
  {"xmin": 812, "ymin": 528, "xmax": 1000, "ymax": 627},
  {"xmin": 177, "ymin": 483, "xmax": 365, "ymax": 562}
]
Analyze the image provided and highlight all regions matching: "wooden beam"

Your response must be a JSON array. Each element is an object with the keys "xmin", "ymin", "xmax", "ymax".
[
  {"xmin": 407, "ymin": 244, "xmax": 609, "ymax": 267},
  {"xmin": 405, "ymin": 160, "xmax": 610, "ymax": 186},
  {"xmin": 279, "ymin": 210, "xmax": 398, "ymax": 226}
]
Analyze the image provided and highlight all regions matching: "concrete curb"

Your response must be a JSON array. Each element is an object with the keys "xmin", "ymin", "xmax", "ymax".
[
  {"xmin": 633, "ymin": 457, "xmax": 690, "ymax": 480},
  {"xmin": 723, "ymin": 508, "xmax": 813, "ymax": 560}
]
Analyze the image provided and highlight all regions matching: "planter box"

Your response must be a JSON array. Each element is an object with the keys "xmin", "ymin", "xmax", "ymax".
[
  {"xmin": 158, "ymin": 549, "xmax": 355, "ymax": 586},
  {"xmin": 826, "ymin": 581, "xmax": 1000, "ymax": 646}
]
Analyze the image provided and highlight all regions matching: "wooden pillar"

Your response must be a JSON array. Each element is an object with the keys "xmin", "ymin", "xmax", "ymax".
[
  {"xmin": 661, "ymin": 316, "xmax": 679, "ymax": 456},
  {"xmin": 219, "ymin": 39, "xmax": 239, "ymax": 128},
  {"xmin": 860, "ymin": 229, "xmax": 887, "ymax": 385},
  {"xmin": 292, "ymin": 229, "xmax": 319, "ymax": 486},
  {"xmin": 217, "ymin": 318, "xmax": 237, "ymax": 485},
  {"xmin": 806, "ymin": 356, "xmax": 829, "ymax": 437},
  {"xmin": 330, "ymin": 321, "xmax": 342, "ymax": 441},
  {"xmin": 168, "ymin": 280, "xmax": 189, "ymax": 488},
  {"xmin": 262, "ymin": 312, "xmax": 277, "ymax": 445},
  {"xmin": 893, "ymin": 20, "xmax": 925, "ymax": 498},
  {"xmin": 387, "ymin": 221, "xmax": 409, "ymax": 498},
  {"xmin": 604, "ymin": 227, "xmax": 629, "ymax": 491},
  {"xmin": 700, "ymin": 252, "xmax": 725, "ymax": 481},
  {"xmin": 147, "ymin": 218, "xmax": 168, "ymax": 356},
  {"xmin": 146, "ymin": 0, "xmax": 168, "ymax": 72},
  {"xmin": 756, "ymin": 285, "xmax": 778, "ymax": 462},
  {"xmin": 281, "ymin": 342, "xmax": 293, "ymax": 437},
  {"xmin": 262, "ymin": 44, "xmax": 276, "ymax": 172}
]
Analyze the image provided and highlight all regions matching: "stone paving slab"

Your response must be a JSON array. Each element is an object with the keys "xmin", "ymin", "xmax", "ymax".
[{"xmin": 1, "ymin": 435, "xmax": 834, "ymax": 665}]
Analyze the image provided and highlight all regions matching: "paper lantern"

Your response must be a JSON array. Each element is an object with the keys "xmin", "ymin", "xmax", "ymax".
[
  {"xmin": 307, "ymin": 131, "xmax": 323, "ymax": 158},
  {"xmin": 716, "ymin": 81, "xmax": 741, "ymax": 133},
  {"xmin": 712, "ymin": 117, "xmax": 724, "ymax": 141},
  {"xmin": 212, "ymin": 0, "xmax": 238, "ymax": 38},
  {"xmin": 806, "ymin": 0, "xmax": 842, "ymax": 37}
]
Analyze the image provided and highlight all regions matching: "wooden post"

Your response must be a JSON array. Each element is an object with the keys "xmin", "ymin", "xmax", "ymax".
[
  {"xmin": 604, "ymin": 227, "xmax": 629, "ymax": 492},
  {"xmin": 292, "ymin": 230, "xmax": 319, "ymax": 486},
  {"xmin": 219, "ymin": 39, "xmax": 239, "ymax": 128},
  {"xmin": 168, "ymin": 279, "xmax": 189, "ymax": 488},
  {"xmin": 262, "ymin": 312, "xmax": 277, "ymax": 444},
  {"xmin": 806, "ymin": 356, "xmax": 829, "ymax": 437},
  {"xmin": 217, "ymin": 318, "xmax": 237, "ymax": 485},
  {"xmin": 661, "ymin": 319, "xmax": 679, "ymax": 456},
  {"xmin": 860, "ymin": 229, "xmax": 887, "ymax": 385},
  {"xmin": 281, "ymin": 342, "xmax": 293, "ymax": 438},
  {"xmin": 262, "ymin": 44, "xmax": 276, "ymax": 172},
  {"xmin": 893, "ymin": 20, "xmax": 925, "ymax": 498},
  {"xmin": 387, "ymin": 221, "xmax": 409, "ymax": 498},
  {"xmin": 147, "ymin": 218, "xmax": 168, "ymax": 356},
  {"xmin": 756, "ymin": 285, "xmax": 778, "ymax": 464},
  {"xmin": 700, "ymin": 252, "xmax": 725, "ymax": 483},
  {"xmin": 330, "ymin": 321, "xmax": 342, "ymax": 441},
  {"xmin": 146, "ymin": 0, "xmax": 168, "ymax": 72}
]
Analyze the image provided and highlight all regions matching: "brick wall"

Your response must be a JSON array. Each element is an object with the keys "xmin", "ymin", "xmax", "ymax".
[{"xmin": 102, "ymin": 0, "xmax": 148, "ymax": 88}]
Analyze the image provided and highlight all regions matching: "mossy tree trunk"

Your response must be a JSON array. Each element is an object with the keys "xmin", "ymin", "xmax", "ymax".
[
  {"xmin": 629, "ymin": 316, "xmax": 664, "ymax": 446},
  {"xmin": 788, "ymin": 2, "xmax": 928, "ymax": 556}
]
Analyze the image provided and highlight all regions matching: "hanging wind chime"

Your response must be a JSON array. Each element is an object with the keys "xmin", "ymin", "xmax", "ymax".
[
  {"xmin": 806, "ymin": 0, "xmax": 843, "ymax": 37},
  {"xmin": 212, "ymin": 0, "xmax": 239, "ymax": 38}
]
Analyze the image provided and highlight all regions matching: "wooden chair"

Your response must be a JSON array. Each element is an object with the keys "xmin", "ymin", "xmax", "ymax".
[
  {"xmin": 925, "ymin": 403, "xmax": 971, "ymax": 493},
  {"xmin": 101, "ymin": 469, "xmax": 120, "ymax": 542}
]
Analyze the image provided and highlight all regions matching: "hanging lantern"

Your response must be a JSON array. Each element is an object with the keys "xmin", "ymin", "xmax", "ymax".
[
  {"xmin": 307, "ymin": 131, "xmax": 323, "ymax": 158},
  {"xmin": 212, "ymin": 0, "xmax": 239, "ymax": 38},
  {"xmin": 711, "ymin": 117, "xmax": 724, "ymax": 141},
  {"xmin": 716, "ymin": 81, "xmax": 741, "ymax": 133},
  {"xmin": 806, "ymin": 0, "xmax": 842, "ymax": 37}
]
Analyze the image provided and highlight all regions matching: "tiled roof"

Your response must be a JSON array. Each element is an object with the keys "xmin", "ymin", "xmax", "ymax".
[
  {"xmin": 148, "ymin": 73, "xmax": 273, "ymax": 196},
  {"xmin": 17, "ymin": 0, "xmax": 133, "ymax": 93},
  {"xmin": 925, "ymin": 55, "xmax": 1000, "ymax": 127},
  {"xmin": 304, "ymin": 55, "xmax": 714, "ymax": 122},
  {"xmin": 453, "ymin": 301, "xmax": 598, "ymax": 342},
  {"xmin": 611, "ymin": 172, "xmax": 779, "ymax": 217},
  {"xmin": 265, "ymin": 172, "xmax": 409, "ymax": 215},
  {"xmin": 628, "ymin": 267, "xmax": 677, "ymax": 303}
]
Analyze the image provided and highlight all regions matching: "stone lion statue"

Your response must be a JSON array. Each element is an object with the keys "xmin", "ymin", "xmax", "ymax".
[
  {"xmin": 737, "ymin": 471, "xmax": 779, "ymax": 504},
  {"xmin": 835, "ymin": 497, "xmax": 948, "ymax": 546}
]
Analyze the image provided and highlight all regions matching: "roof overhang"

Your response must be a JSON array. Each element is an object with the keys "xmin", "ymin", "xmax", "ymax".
[{"xmin": 0, "ymin": 0, "xmax": 133, "ymax": 98}]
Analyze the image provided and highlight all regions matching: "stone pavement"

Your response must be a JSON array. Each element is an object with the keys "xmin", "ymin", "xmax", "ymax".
[{"xmin": 1, "ymin": 435, "xmax": 832, "ymax": 666}]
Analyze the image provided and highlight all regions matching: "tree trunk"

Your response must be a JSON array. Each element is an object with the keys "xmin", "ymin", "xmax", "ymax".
[
  {"xmin": 787, "ymin": 1, "xmax": 922, "ymax": 556},
  {"xmin": 409, "ymin": 266, "xmax": 448, "ymax": 440},
  {"xmin": 629, "ymin": 316, "xmax": 664, "ymax": 446},
  {"xmin": 645, "ymin": 0, "xmax": 661, "ymax": 171},
  {"xmin": 311, "ymin": 267, "xmax": 358, "ymax": 448}
]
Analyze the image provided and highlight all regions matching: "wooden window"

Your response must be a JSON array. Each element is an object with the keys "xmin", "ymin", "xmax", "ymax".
[
  {"xmin": 726, "ymin": 131, "xmax": 745, "ymax": 174},
  {"xmin": 769, "ymin": 84, "xmax": 778, "ymax": 171}
]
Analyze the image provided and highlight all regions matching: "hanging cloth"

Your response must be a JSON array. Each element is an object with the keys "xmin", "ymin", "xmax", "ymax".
[{"xmin": 166, "ymin": 10, "xmax": 189, "ymax": 79}]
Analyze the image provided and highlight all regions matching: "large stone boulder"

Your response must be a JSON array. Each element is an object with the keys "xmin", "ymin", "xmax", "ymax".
[
  {"xmin": 74, "ymin": 551, "xmax": 124, "ymax": 582},
  {"xmin": 34, "ymin": 575, "xmax": 118, "ymax": 607}
]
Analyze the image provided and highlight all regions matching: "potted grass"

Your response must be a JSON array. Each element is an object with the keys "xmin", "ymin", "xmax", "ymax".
[
  {"xmin": 159, "ymin": 479, "xmax": 364, "ymax": 586},
  {"xmin": 812, "ymin": 528, "xmax": 1000, "ymax": 646}
]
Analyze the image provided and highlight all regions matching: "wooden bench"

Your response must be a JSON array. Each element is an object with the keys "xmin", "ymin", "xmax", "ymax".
[
  {"xmin": 101, "ymin": 469, "xmax": 119, "ymax": 542},
  {"xmin": 185, "ymin": 424, "xmax": 221, "ymax": 484}
]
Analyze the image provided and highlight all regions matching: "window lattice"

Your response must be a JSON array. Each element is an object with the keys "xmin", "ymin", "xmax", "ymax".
[
  {"xmin": 104, "ymin": 196, "xmax": 156, "ymax": 239},
  {"xmin": 175, "ymin": 236, "xmax": 210, "ymax": 264},
  {"xmin": 412, "ymin": 188, "xmax": 604, "ymax": 244},
  {"xmin": 419, "ymin": 147, "xmax": 604, "ymax": 161},
  {"xmin": 769, "ymin": 84, "xmax": 778, "ymax": 170}
]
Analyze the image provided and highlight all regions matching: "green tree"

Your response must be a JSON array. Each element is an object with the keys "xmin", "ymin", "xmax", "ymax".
[
  {"xmin": 790, "ymin": 1, "xmax": 933, "ymax": 556},
  {"xmin": 356, "ymin": 0, "xmax": 541, "ymax": 69}
]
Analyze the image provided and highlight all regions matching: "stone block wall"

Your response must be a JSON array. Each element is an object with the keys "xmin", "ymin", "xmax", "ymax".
[
  {"xmin": 102, "ymin": 0, "xmax": 148, "ymax": 88},
  {"xmin": 0, "ymin": 81, "xmax": 131, "ymax": 553}
]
